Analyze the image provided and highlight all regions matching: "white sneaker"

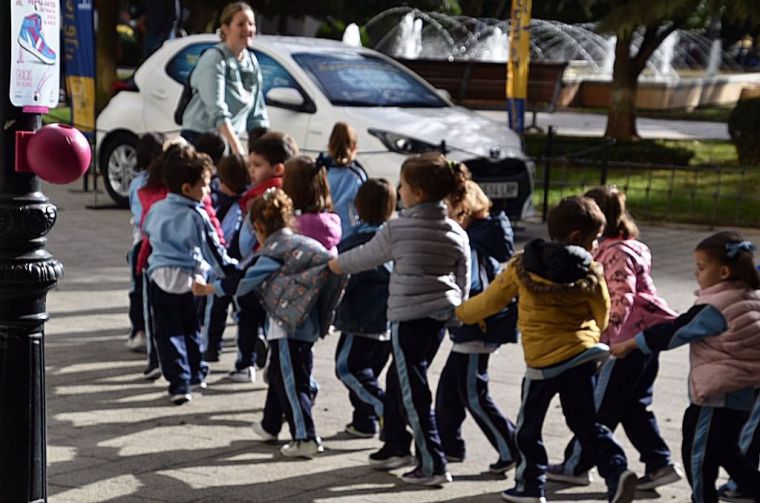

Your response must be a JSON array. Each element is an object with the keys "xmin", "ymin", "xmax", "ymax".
[
  {"xmin": 252, "ymin": 421, "xmax": 278, "ymax": 442},
  {"xmin": 280, "ymin": 439, "xmax": 324, "ymax": 459},
  {"xmin": 169, "ymin": 393, "xmax": 192, "ymax": 405},
  {"xmin": 226, "ymin": 366, "xmax": 255, "ymax": 383},
  {"xmin": 125, "ymin": 331, "xmax": 147, "ymax": 353}
]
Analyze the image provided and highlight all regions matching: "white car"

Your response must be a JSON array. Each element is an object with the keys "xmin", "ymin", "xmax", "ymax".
[{"xmin": 97, "ymin": 34, "xmax": 534, "ymax": 220}]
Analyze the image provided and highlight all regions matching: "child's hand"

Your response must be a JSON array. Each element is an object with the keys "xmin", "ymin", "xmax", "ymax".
[
  {"xmin": 610, "ymin": 339, "xmax": 637, "ymax": 358},
  {"xmin": 328, "ymin": 258, "xmax": 342, "ymax": 274},
  {"xmin": 191, "ymin": 280, "xmax": 213, "ymax": 296}
]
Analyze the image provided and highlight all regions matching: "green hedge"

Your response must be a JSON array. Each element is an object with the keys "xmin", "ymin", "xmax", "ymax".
[
  {"xmin": 728, "ymin": 98, "xmax": 760, "ymax": 167},
  {"xmin": 524, "ymin": 135, "xmax": 695, "ymax": 166}
]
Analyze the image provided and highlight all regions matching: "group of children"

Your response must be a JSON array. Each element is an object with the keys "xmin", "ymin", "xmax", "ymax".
[{"xmin": 122, "ymin": 121, "xmax": 760, "ymax": 503}]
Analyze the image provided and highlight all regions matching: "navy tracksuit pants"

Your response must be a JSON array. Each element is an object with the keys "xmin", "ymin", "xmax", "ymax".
[
  {"xmin": 561, "ymin": 351, "xmax": 672, "ymax": 476},
  {"xmin": 127, "ymin": 242, "xmax": 145, "ymax": 337},
  {"xmin": 435, "ymin": 351, "xmax": 517, "ymax": 464},
  {"xmin": 515, "ymin": 361, "xmax": 627, "ymax": 496},
  {"xmin": 232, "ymin": 293, "xmax": 267, "ymax": 370},
  {"xmin": 149, "ymin": 282, "xmax": 208, "ymax": 395},
  {"xmin": 202, "ymin": 292, "xmax": 233, "ymax": 355},
  {"xmin": 386, "ymin": 318, "xmax": 447, "ymax": 477},
  {"xmin": 142, "ymin": 271, "xmax": 159, "ymax": 372},
  {"xmin": 334, "ymin": 333, "xmax": 391, "ymax": 434},
  {"xmin": 682, "ymin": 402, "xmax": 760, "ymax": 503},
  {"xmin": 725, "ymin": 393, "xmax": 760, "ymax": 496},
  {"xmin": 262, "ymin": 338, "xmax": 316, "ymax": 441}
]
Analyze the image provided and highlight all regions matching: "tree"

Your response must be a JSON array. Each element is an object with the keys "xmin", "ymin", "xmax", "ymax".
[{"xmin": 591, "ymin": 0, "xmax": 760, "ymax": 139}]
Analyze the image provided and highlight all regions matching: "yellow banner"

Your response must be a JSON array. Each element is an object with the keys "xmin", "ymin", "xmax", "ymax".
[
  {"xmin": 65, "ymin": 75, "xmax": 96, "ymax": 132},
  {"xmin": 507, "ymin": 0, "xmax": 532, "ymax": 100}
]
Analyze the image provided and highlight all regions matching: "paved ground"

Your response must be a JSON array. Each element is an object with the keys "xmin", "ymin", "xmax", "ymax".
[
  {"xmin": 42, "ymin": 181, "xmax": 759, "ymax": 502},
  {"xmin": 475, "ymin": 110, "xmax": 729, "ymax": 141}
]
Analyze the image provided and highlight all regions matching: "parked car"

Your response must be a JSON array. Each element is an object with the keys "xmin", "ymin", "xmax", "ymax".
[{"xmin": 96, "ymin": 34, "xmax": 534, "ymax": 220}]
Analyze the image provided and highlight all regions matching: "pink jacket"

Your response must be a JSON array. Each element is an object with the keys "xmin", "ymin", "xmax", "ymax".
[
  {"xmin": 692, "ymin": 281, "xmax": 760, "ymax": 406},
  {"xmin": 595, "ymin": 238, "xmax": 676, "ymax": 345},
  {"xmin": 293, "ymin": 212, "xmax": 342, "ymax": 256}
]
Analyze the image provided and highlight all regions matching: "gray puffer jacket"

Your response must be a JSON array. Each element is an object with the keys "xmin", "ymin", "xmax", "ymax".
[{"xmin": 336, "ymin": 201, "xmax": 470, "ymax": 322}]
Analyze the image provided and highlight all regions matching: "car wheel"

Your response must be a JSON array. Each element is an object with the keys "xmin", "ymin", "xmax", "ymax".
[{"xmin": 100, "ymin": 132, "xmax": 138, "ymax": 207}]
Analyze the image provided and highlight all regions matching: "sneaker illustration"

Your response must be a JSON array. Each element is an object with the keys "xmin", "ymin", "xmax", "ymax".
[{"xmin": 18, "ymin": 13, "xmax": 56, "ymax": 65}]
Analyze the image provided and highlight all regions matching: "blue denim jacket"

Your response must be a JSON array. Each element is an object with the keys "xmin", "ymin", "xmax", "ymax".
[{"xmin": 334, "ymin": 223, "xmax": 391, "ymax": 335}]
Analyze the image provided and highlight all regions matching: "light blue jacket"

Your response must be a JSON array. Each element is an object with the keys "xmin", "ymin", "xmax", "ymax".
[
  {"xmin": 323, "ymin": 157, "xmax": 367, "ymax": 237},
  {"xmin": 182, "ymin": 43, "xmax": 269, "ymax": 136},
  {"xmin": 143, "ymin": 193, "xmax": 238, "ymax": 278}
]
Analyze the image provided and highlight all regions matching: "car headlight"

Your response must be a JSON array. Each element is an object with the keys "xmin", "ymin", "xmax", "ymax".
[{"xmin": 368, "ymin": 128, "xmax": 446, "ymax": 155}]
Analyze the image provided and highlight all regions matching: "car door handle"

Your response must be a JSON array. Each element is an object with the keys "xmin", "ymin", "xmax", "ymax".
[{"xmin": 149, "ymin": 89, "xmax": 168, "ymax": 100}]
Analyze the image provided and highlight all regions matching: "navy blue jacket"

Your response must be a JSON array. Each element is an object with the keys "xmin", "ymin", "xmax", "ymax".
[
  {"xmin": 334, "ymin": 223, "xmax": 390, "ymax": 335},
  {"xmin": 450, "ymin": 211, "xmax": 518, "ymax": 345}
]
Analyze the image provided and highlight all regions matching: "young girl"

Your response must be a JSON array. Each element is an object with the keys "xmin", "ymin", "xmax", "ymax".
[
  {"xmin": 434, "ymin": 180, "xmax": 518, "ymax": 475},
  {"xmin": 612, "ymin": 231, "xmax": 760, "ymax": 502},
  {"xmin": 549, "ymin": 186, "xmax": 681, "ymax": 489},
  {"xmin": 333, "ymin": 179, "xmax": 396, "ymax": 438},
  {"xmin": 283, "ymin": 155, "xmax": 342, "ymax": 256},
  {"xmin": 319, "ymin": 122, "xmax": 367, "ymax": 237},
  {"xmin": 194, "ymin": 188, "xmax": 344, "ymax": 457},
  {"xmin": 329, "ymin": 152, "xmax": 471, "ymax": 487}
]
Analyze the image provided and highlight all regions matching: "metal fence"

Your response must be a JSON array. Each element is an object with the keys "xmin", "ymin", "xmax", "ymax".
[{"xmin": 530, "ymin": 128, "xmax": 760, "ymax": 228}]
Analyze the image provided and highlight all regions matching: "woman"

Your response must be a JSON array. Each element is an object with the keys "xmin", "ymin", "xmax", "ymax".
[{"xmin": 181, "ymin": 2, "xmax": 269, "ymax": 154}]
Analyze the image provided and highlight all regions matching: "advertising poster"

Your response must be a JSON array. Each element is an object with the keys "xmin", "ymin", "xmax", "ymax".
[
  {"xmin": 507, "ymin": 0, "xmax": 532, "ymax": 133},
  {"xmin": 63, "ymin": 0, "xmax": 95, "ymax": 135},
  {"xmin": 9, "ymin": 0, "xmax": 60, "ymax": 109}
]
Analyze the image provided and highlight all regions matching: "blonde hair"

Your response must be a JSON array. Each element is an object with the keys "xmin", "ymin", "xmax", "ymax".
[
  {"xmin": 449, "ymin": 180, "xmax": 492, "ymax": 223},
  {"xmin": 219, "ymin": 2, "xmax": 254, "ymax": 42},
  {"xmin": 249, "ymin": 188, "xmax": 293, "ymax": 237},
  {"xmin": 328, "ymin": 122, "xmax": 357, "ymax": 166}
]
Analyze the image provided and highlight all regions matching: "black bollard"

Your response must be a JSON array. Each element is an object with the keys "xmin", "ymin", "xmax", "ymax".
[{"xmin": 0, "ymin": 7, "xmax": 62, "ymax": 503}]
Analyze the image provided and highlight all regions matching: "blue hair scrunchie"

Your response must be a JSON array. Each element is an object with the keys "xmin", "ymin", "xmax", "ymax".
[{"xmin": 726, "ymin": 240, "xmax": 757, "ymax": 259}]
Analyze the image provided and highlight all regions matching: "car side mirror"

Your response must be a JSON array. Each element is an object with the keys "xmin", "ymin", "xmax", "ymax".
[{"xmin": 266, "ymin": 87, "xmax": 305, "ymax": 110}]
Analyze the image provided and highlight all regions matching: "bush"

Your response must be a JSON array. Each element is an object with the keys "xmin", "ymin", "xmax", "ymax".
[{"xmin": 728, "ymin": 98, "xmax": 760, "ymax": 166}]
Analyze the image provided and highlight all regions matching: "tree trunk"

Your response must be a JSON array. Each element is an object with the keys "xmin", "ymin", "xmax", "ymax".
[
  {"xmin": 95, "ymin": 0, "xmax": 118, "ymax": 112},
  {"xmin": 605, "ymin": 33, "xmax": 639, "ymax": 139}
]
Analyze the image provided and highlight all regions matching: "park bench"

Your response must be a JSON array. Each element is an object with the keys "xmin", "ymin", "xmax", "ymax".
[{"xmin": 397, "ymin": 58, "xmax": 568, "ymax": 132}]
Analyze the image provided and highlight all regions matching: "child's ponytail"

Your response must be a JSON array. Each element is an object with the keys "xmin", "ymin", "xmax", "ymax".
[
  {"xmin": 400, "ymin": 152, "xmax": 471, "ymax": 204},
  {"xmin": 585, "ymin": 186, "xmax": 639, "ymax": 239},
  {"xmin": 696, "ymin": 231, "xmax": 760, "ymax": 289}
]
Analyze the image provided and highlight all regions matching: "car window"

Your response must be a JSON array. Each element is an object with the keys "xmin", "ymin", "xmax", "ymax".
[
  {"xmin": 255, "ymin": 51, "xmax": 299, "ymax": 94},
  {"xmin": 292, "ymin": 52, "xmax": 446, "ymax": 108},
  {"xmin": 166, "ymin": 43, "xmax": 215, "ymax": 83}
]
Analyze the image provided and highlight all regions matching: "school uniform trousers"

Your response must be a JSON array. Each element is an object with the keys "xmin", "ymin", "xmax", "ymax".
[
  {"xmin": 435, "ymin": 350, "xmax": 517, "ymax": 463},
  {"xmin": 724, "ymin": 392, "xmax": 760, "ymax": 495},
  {"xmin": 127, "ymin": 241, "xmax": 145, "ymax": 337},
  {"xmin": 682, "ymin": 399, "xmax": 760, "ymax": 503},
  {"xmin": 515, "ymin": 361, "xmax": 628, "ymax": 496},
  {"xmin": 202, "ymin": 291, "xmax": 234, "ymax": 356},
  {"xmin": 232, "ymin": 292, "xmax": 268, "ymax": 370},
  {"xmin": 334, "ymin": 333, "xmax": 391, "ymax": 433},
  {"xmin": 387, "ymin": 318, "xmax": 448, "ymax": 477},
  {"xmin": 149, "ymin": 281, "xmax": 208, "ymax": 395},
  {"xmin": 142, "ymin": 270, "xmax": 159, "ymax": 372},
  {"xmin": 263, "ymin": 338, "xmax": 316, "ymax": 441},
  {"xmin": 562, "ymin": 351, "xmax": 671, "ymax": 476}
]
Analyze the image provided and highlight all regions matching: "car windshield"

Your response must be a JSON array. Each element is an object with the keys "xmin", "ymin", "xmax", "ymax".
[{"xmin": 292, "ymin": 52, "xmax": 447, "ymax": 108}]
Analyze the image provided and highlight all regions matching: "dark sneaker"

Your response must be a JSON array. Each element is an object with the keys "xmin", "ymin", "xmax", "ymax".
[
  {"xmin": 500, "ymin": 487, "xmax": 547, "ymax": 503},
  {"xmin": 254, "ymin": 336, "xmax": 268, "ymax": 369},
  {"xmin": 445, "ymin": 454, "xmax": 464, "ymax": 463},
  {"xmin": 489, "ymin": 458, "xmax": 516, "ymax": 474},
  {"xmin": 169, "ymin": 392, "xmax": 192, "ymax": 405},
  {"xmin": 610, "ymin": 470, "xmax": 637, "ymax": 503},
  {"xmin": 204, "ymin": 348, "xmax": 219, "ymax": 363},
  {"xmin": 400, "ymin": 467, "xmax": 452, "ymax": 487},
  {"xmin": 718, "ymin": 482, "xmax": 754, "ymax": 503},
  {"xmin": 344, "ymin": 423, "xmax": 375, "ymax": 438},
  {"xmin": 368, "ymin": 445, "xmax": 414, "ymax": 470},
  {"xmin": 546, "ymin": 462, "xmax": 592, "ymax": 486},
  {"xmin": 637, "ymin": 464, "xmax": 683, "ymax": 490}
]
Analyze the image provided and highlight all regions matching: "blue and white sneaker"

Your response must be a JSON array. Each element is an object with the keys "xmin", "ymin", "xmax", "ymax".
[{"xmin": 18, "ymin": 13, "xmax": 56, "ymax": 65}]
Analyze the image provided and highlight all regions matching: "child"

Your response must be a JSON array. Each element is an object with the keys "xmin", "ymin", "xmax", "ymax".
[
  {"xmin": 319, "ymin": 122, "xmax": 367, "ymax": 237},
  {"xmin": 203, "ymin": 153, "xmax": 249, "ymax": 364},
  {"xmin": 194, "ymin": 131, "xmax": 227, "ymax": 206},
  {"xmin": 329, "ymin": 152, "xmax": 471, "ymax": 487},
  {"xmin": 456, "ymin": 195, "xmax": 636, "ymax": 503},
  {"xmin": 126, "ymin": 132, "xmax": 165, "ymax": 352},
  {"xmin": 435, "ymin": 180, "xmax": 519, "ymax": 474},
  {"xmin": 283, "ymin": 155, "xmax": 342, "ymax": 255},
  {"xmin": 142, "ymin": 147, "xmax": 238, "ymax": 405},
  {"xmin": 612, "ymin": 231, "xmax": 760, "ymax": 502},
  {"xmin": 333, "ymin": 179, "xmax": 395, "ymax": 438},
  {"xmin": 548, "ymin": 186, "xmax": 681, "ymax": 490},
  {"xmin": 194, "ymin": 188, "xmax": 344, "ymax": 457}
]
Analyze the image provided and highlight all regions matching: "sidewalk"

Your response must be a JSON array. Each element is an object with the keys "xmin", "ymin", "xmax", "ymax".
[{"xmin": 43, "ymin": 182, "xmax": 757, "ymax": 502}]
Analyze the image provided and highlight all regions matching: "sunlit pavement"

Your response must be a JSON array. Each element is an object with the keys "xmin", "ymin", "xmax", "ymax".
[{"xmin": 44, "ymin": 181, "xmax": 757, "ymax": 502}]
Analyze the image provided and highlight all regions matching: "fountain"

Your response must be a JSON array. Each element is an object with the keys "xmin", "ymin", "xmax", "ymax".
[
  {"xmin": 342, "ymin": 23, "xmax": 361, "ymax": 47},
  {"xmin": 347, "ymin": 8, "xmax": 760, "ymax": 110}
]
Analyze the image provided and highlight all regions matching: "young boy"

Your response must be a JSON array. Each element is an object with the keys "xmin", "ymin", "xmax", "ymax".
[
  {"xmin": 456, "ymin": 196, "xmax": 636, "ymax": 503},
  {"xmin": 142, "ymin": 147, "xmax": 238, "ymax": 405}
]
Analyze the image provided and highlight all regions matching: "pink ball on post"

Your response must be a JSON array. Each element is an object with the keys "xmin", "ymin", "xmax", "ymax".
[{"xmin": 16, "ymin": 124, "xmax": 91, "ymax": 184}]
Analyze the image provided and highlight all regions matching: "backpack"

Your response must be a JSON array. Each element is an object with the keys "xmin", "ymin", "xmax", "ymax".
[{"xmin": 173, "ymin": 46, "xmax": 225, "ymax": 126}]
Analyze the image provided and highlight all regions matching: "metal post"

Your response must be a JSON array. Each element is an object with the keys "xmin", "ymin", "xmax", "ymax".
[
  {"xmin": 541, "ymin": 126, "xmax": 554, "ymax": 222},
  {"xmin": 0, "ymin": 7, "xmax": 62, "ymax": 502},
  {"xmin": 600, "ymin": 139, "xmax": 610, "ymax": 185}
]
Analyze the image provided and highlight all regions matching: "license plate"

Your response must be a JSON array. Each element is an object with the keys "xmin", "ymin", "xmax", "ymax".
[{"xmin": 479, "ymin": 181, "xmax": 518, "ymax": 199}]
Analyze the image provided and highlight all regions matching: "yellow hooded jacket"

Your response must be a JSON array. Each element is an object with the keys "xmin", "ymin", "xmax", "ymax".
[{"xmin": 456, "ymin": 247, "xmax": 610, "ymax": 369}]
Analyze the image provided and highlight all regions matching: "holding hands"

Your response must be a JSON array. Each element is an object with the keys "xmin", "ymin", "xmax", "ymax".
[{"xmin": 610, "ymin": 338, "xmax": 638, "ymax": 358}]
